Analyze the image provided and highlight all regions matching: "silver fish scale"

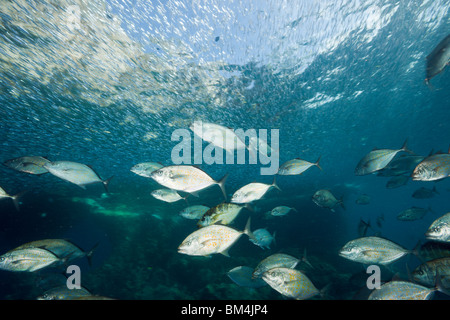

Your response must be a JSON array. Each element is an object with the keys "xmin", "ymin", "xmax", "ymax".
[{"xmin": 368, "ymin": 281, "xmax": 434, "ymax": 300}]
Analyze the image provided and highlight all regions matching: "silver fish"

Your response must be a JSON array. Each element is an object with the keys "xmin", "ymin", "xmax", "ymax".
[
  {"xmin": 277, "ymin": 156, "xmax": 322, "ymax": 175},
  {"xmin": 425, "ymin": 34, "xmax": 450, "ymax": 84},
  {"xmin": 231, "ymin": 178, "xmax": 280, "ymax": 204},
  {"xmin": 412, "ymin": 257, "xmax": 450, "ymax": 288},
  {"xmin": 151, "ymin": 165, "xmax": 228, "ymax": 200},
  {"xmin": 37, "ymin": 285, "xmax": 92, "ymax": 300},
  {"xmin": 190, "ymin": 121, "xmax": 247, "ymax": 152},
  {"xmin": 339, "ymin": 236, "xmax": 410, "ymax": 265},
  {"xmin": 397, "ymin": 206, "xmax": 430, "ymax": 221},
  {"xmin": 44, "ymin": 161, "xmax": 113, "ymax": 192},
  {"xmin": 267, "ymin": 206, "xmax": 297, "ymax": 217},
  {"xmin": 227, "ymin": 266, "xmax": 267, "ymax": 288},
  {"xmin": 0, "ymin": 248, "xmax": 62, "ymax": 272},
  {"xmin": 130, "ymin": 162, "xmax": 163, "ymax": 178},
  {"xmin": 197, "ymin": 202, "xmax": 247, "ymax": 227},
  {"xmin": 151, "ymin": 189, "xmax": 184, "ymax": 203},
  {"xmin": 368, "ymin": 281, "xmax": 438, "ymax": 300},
  {"xmin": 355, "ymin": 140, "xmax": 411, "ymax": 176},
  {"xmin": 3, "ymin": 156, "xmax": 51, "ymax": 175},
  {"xmin": 0, "ymin": 186, "xmax": 24, "ymax": 211},
  {"xmin": 249, "ymin": 228, "xmax": 276, "ymax": 250},
  {"xmin": 355, "ymin": 194, "xmax": 370, "ymax": 205},
  {"xmin": 262, "ymin": 267, "xmax": 319, "ymax": 300},
  {"xmin": 312, "ymin": 189, "xmax": 345, "ymax": 212},
  {"xmin": 179, "ymin": 205, "xmax": 210, "ymax": 220},
  {"xmin": 253, "ymin": 253, "xmax": 300, "ymax": 279},
  {"xmin": 178, "ymin": 218, "xmax": 254, "ymax": 257},
  {"xmin": 385, "ymin": 175, "xmax": 409, "ymax": 189},
  {"xmin": 426, "ymin": 212, "xmax": 450, "ymax": 242},
  {"xmin": 412, "ymin": 186, "xmax": 439, "ymax": 199},
  {"xmin": 412, "ymin": 149, "xmax": 450, "ymax": 181}
]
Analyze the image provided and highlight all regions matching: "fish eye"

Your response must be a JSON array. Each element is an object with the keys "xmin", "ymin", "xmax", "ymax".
[{"xmin": 417, "ymin": 270, "xmax": 423, "ymax": 275}]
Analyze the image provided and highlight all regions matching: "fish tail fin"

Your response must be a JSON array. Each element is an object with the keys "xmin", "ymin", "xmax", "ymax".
[
  {"xmin": 11, "ymin": 190, "xmax": 26, "ymax": 211},
  {"xmin": 410, "ymin": 240, "xmax": 425, "ymax": 263},
  {"xmin": 315, "ymin": 156, "xmax": 323, "ymax": 171},
  {"xmin": 302, "ymin": 248, "xmax": 314, "ymax": 269},
  {"xmin": 103, "ymin": 176, "xmax": 114, "ymax": 193},
  {"xmin": 244, "ymin": 203, "xmax": 255, "ymax": 212},
  {"xmin": 339, "ymin": 196, "xmax": 346, "ymax": 210},
  {"xmin": 272, "ymin": 176, "xmax": 281, "ymax": 192},
  {"xmin": 217, "ymin": 173, "xmax": 229, "ymax": 201},
  {"xmin": 86, "ymin": 242, "xmax": 100, "ymax": 267},
  {"xmin": 243, "ymin": 217, "xmax": 256, "ymax": 241},
  {"xmin": 401, "ymin": 139, "xmax": 414, "ymax": 154}
]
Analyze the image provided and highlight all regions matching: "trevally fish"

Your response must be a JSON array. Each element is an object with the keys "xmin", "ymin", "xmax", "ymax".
[
  {"xmin": 368, "ymin": 280, "xmax": 440, "ymax": 300},
  {"xmin": 377, "ymin": 154, "xmax": 426, "ymax": 177},
  {"xmin": 412, "ymin": 186, "xmax": 439, "ymax": 199},
  {"xmin": 426, "ymin": 212, "xmax": 450, "ymax": 243},
  {"xmin": 266, "ymin": 206, "xmax": 297, "ymax": 217},
  {"xmin": 312, "ymin": 189, "xmax": 345, "ymax": 212},
  {"xmin": 178, "ymin": 218, "xmax": 254, "ymax": 257},
  {"xmin": 397, "ymin": 206, "xmax": 431, "ymax": 221},
  {"xmin": 3, "ymin": 156, "xmax": 51, "ymax": 175},
  {"xmin": 412, "ymin": 257, "xmax": 450, "ymax": 288},
  {"xmin": 425, "ymin": 34, "xmax": 450, "ymax": 84},
  {"xmin": 249, "ymin": 228, "xmax": 276, "ymax": 250},
  {"xmin": 227, "ymin": 266, "xmax": 267, "ymax": 288},
  {"xmin": 385, "ymin": 175, "xmax": 409, "ymax": 189},
  {"xmin": 130, "ymin": 162, "xmax": 163, "ymax": 178},
  {"xmin": 37, "ymin": 285, "xmax": 92, "ymax": 300},
  {"xmin": 355, "ymin": 194, "xmax": 370, "ymax": 205},
  {"xmin": 179, "ymin": 205, "xmax": 210, "ymax": 220},
  {"xmin": 0, "ymin": 248, "xmax": 63, "ymax": 272},
  {"xmin": 0, "ymin": 186, "xmax": 24, "ymax": 211},
  {"xmin": 354, "ymin": 140, "xmax": 411, "ymax": 176},
  {"xmin": 197, "ymin": 202, "xmax": 248, "ymax": 227},
  {"xmin": 277, "ymin": 156, "xmax": 322, "ymax": 175},
  {"xmin": 190, "ymin": 121, "xmax": 247, "ymax": 152},
  {"xmin": 262, "ymin": 267, "xmax": 319, "ymax": 300},
  {"xmin": 417, "ymin": 241, "xmax": 450, "ymax": 261},
  {"xmin": 230, "ymin": 178, "xmax": 280, "ymax": 204},
  {"xmin": 150, "ymin": 165, "xmax": 228, "ymax": 200},
  {"xmin": 43, "ymin": 161, "xmax": 113, "ymax": 192},
  {"xmin": 412, "ymin": 149, "xmax": 450, "ymax": 181},
  {"xmin": 151, "ymin": 189, "xmax": 185, "ymax": 203},
  {"xmin": 252, "ymin": 253, "xmax": 301, "ymax": 279},
  {"xmin": 339, "ymin": 236, "xmax": 410, "ymax": 265}
]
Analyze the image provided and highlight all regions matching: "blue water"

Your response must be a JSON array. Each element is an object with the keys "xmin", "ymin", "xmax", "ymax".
[{"xmin": 0, "ymin": 0, "xmax": 449, "ymax": 300}]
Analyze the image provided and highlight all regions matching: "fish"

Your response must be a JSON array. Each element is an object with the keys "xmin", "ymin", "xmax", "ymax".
[
  {"xmin": 178, "ymin": 218, "xmax": 254, "ymax": 257},
  {"xmin": 358, "ymin": 218, "xmax": 371, "ymax": 237},
  {"xmin": 43, "ymin": 161, "xmax": 113, "ymax": 192},
  {"xmin": 425, "ymin": 212, "xmax": 450, "ymax": 243},
  {"xmin": 179, "ymin": 205, "xmax": 210, "ymax": 220},
  {"xmin": 312, "ymin": 189, "xmax": 345, "ymax": 212},
  {"xmin": 267, "ymin": 206, "xmax": 297, "ymax": 217},
  {"xmin": 150, "ymin": 165, "xmax": 228, "ymax": 200},
  {"xmin": 0, "ymin": 186, "xmax": 25, "ymax": 211},
  {"xmin": 262, "ymin": 267, "xmax": 319, "ymax": 300},
  {"xmin": 377, "ymin": 154, "xmax": 426, "ymax": 177},
  {"xmin": 277, "ymin": 156, "xmax": 322, "ymax": 175},
  {"xmin": 412, "ymin": 257, "xmax": 450, "ymax": 288},
  {"xmin": 249, "ymin": 228, "xmax": 276, "ymax": 250},
  {"xmin": 412, "ymin": 148, "xmax": 450, "ymax": 181},
  {"xmin": 396, "ymin": 206, "xmax": 431, "ymax": 221},
  {"xmin": 368, "ymin": 280, "xmax": 440, "ymax": 300},
  {"xmin": 197, "ymin": 202, "xmax": 248, "ymax": 227},
  {"xmin": 385, "ymin": 175, "xmax": 409, "ymax": 189},
  {"xmin": 425, "ymin": 34, "xmax": 450, "ymax": 84},
  {"xmin": 3, "ymin": 156, "xmax": 51, "ymax": 175},
  {"xmin": 37, "ymin": 285, "xmax": 92, "ymax": 300},
  {"xmin": 355, "ymin": 194, "xmax": 370, "ymax": 205},
  {"xmin": 412, "ymin": 186, "xmax": 439, "ymax": 199},
  {"xmin": 354, "ymin": 140, "xmax": 411, "ymax": 176},
  {"xmin": 252, "ymin": 253, "xmax": 301, "ymax": 279},
  {"xmin": 338, "ymin": 236, "xmax": 410, "ymax": 265},
  {"xmin": 376, "ymin": 214, "xmax": 385, "ymax": 228},
  {"xmin": 0, "ymin": 248, "xmax": 63, "ymax": 272},
  {"xmin": 230, "ymin": 178, "xmax": 280, "ymax": 204},
  {"xmin": 151, "ymin": 189, "xmax": 185, "ymax": 203},
  {"xmin": 227, "ymin": 266, "xmax": 267, "ymax": 288},
  {"xmin": 130, "ymin": 162, "xmax": 163, "ymax": 178},
  {"xmin": 189, "ymin": 121, "xmax": 247, "ymax": 152},
  {"xmin": 417, "ymin": 241, "xmax": 450, "ymax": 261}
]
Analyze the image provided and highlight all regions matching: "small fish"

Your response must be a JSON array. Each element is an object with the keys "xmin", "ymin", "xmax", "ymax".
[
  {"xmin": 262, "ymin": 267, "xmax": 319, "ymax": 300},
  {"xmin": 339, "ymin": 236, "xmax": 410, "ymax": 265},
  {"xmin": 412, "ymin": 257, "xmax": 450, "ymax": 288},
  {"xmin": 151, "ymin": 165, "xmax": 228, "ymax": 200},
  {"xmin": 230, "ymin": 178, "xmax": 280, "ymax": 204},
  {"xmin": 0, "ymin": 186, "xmax": 25, "ymax": 211},
  {"xmin": 249, "ymin": 228, "xmax": 276, "ymax": 250},
  {"xmin": 358, "ymin": 218, "xmax": 371, "ymax": 237},
  {"xmin": 267, "ymin": 206, "xmax": 297, "ymax": 217},
  {"xmin": 227, "ymin": 266, "xmax": 267, "ymax": 288},
  {"xmin": 412, "ymin": 148, "xmax": 450, "ymax": 181},
  {"xmin": 378, "ymin": 154, "xmax": 426, "ymax": 176},
  {"xmin": 397, "ymin": 206, "xmax": 430, "ymax": 221},
  {"xmin": 412, "ymin": 186, "xmax": 439, "ymax": 199},
  {"xmin": 368, "ymin": 280, "xmax": 440, "ymax": 300},
  {"xmin": 151, "ymin": 189, "xmax": 185, "ymax": 203},
  {"xmin": 197, "ymin": 202, "xmax": 248, "ymax": 227},
  {"xmin": 252, "ymin": 253, "xmax": 301, "ymax": 279},
  {"xmin": 43, "ymin": 161, "xmax": 113, "ymax": 192},
  {"xmin": 355, "ymin": 194, "xmax": 370, "ymax": 205},
  {"xmin": 277, "ymin": 156, "xmax": 322, "ymax": 175},
  {"xmin": 426, "ymin": 212, "xmax": 450, "ymax": 243},
  {"xmin": 425, "ymin": 34, "xmax": 450, "ymax": 84},
  {"xmin": 189, "ymin": 121, "xmax": 247, "ymax": 152},
  {"xmin": 130, "ymin": 162, "xmax": 163, "ymax": 178},
  {"xmin": 3, "ymin": 156, "xmax": 51, "ymax": 175},
  {"xmin": 312, "ymin": 189, "xmax": 345, "ymax": 212},
  {"xmin": 179, "ymin": 205, "xmax": 210, "ymax": 220},
  {"xmin": 0, "ymin": 248, "xmax": 63, "ymax": 272},
  {"xmin": 385, "ymin": 175, "xmax": 409, "ymax": 189},
  {"xmin": 37, "ymin": 285, "xmax": 92, "ymax": 300},
  {"xmin": 178, "ymin": 218, "xmax": 254, "ymax": 257},
  {"xmin": 355, "ymin": 140, "xmax": 411, "ymax": 176},
  {"xmin": 376, "ymin": 214, "xmax": 385, "ymax": 228}
]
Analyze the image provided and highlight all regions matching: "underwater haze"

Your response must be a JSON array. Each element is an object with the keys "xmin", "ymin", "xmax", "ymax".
[{"xmin": 0, "ymin": 0, "xmax": 449, "ymax": 300}]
